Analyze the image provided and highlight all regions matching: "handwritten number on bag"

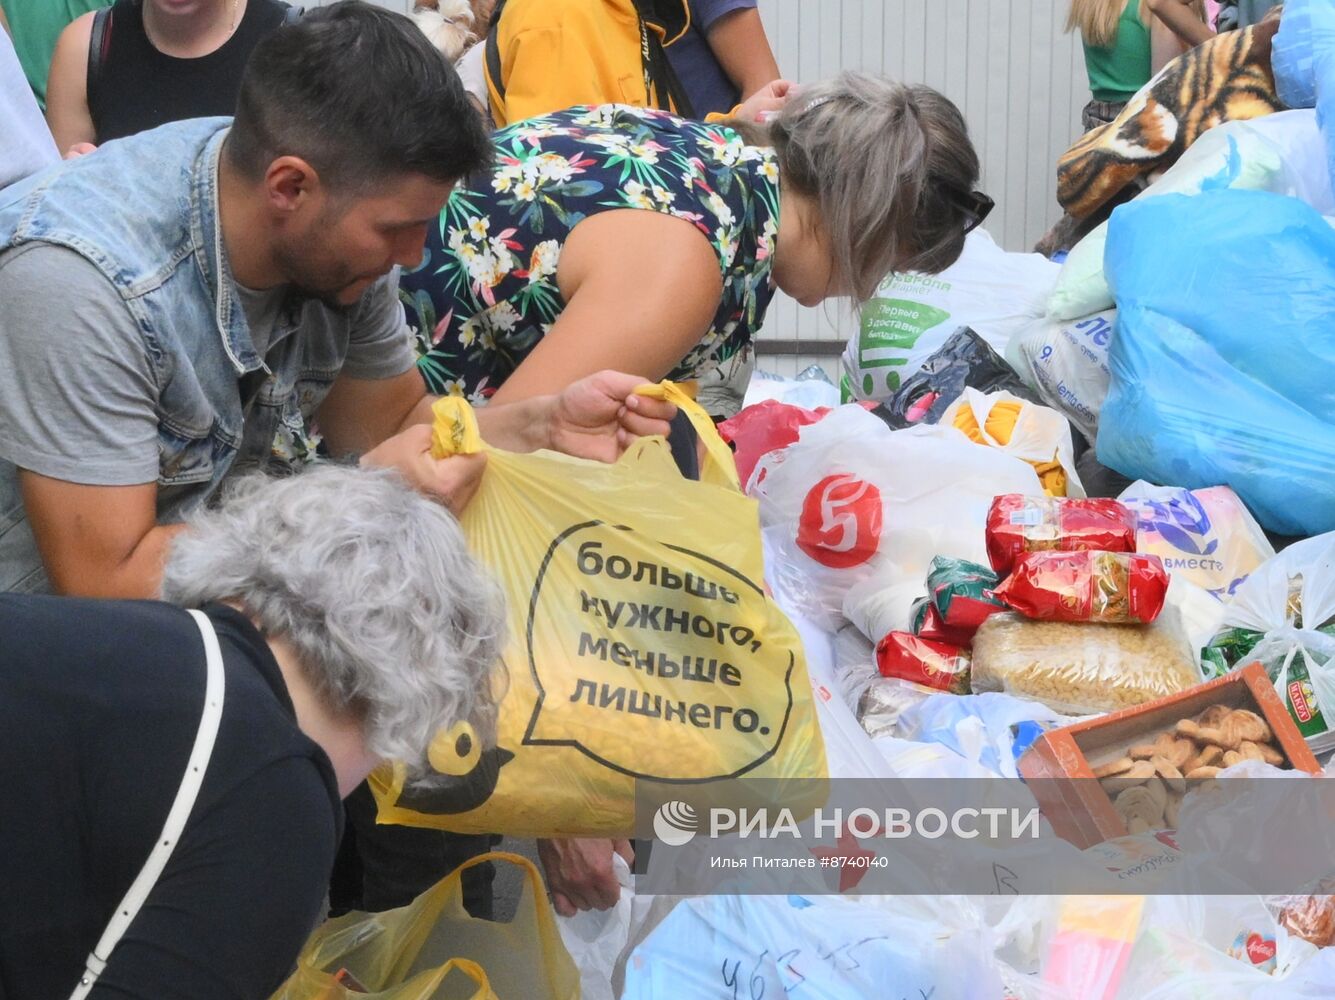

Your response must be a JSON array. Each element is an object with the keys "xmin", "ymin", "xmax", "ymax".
[
  {"xmin": 722, "ymin": 958, "xmax": 741, "ymax": 999},
  {"xmin": 749, "ymin": 950, "xmax": 769, "ymax": 998},
  {"xmin": 775, "ymin": 949, "xmax": 805, "ymax": 993},
  {"xmin": 721, "ymin": 954, "xmax": 768, "ymax": 999},
  {"xmin": 818, "ymin": 936, "xmax": 892, "ymax": 971}
]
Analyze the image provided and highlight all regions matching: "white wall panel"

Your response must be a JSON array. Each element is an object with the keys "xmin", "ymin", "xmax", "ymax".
[{"xmin": 753, "ymin": 0, "xmax": 1090, "ymax": 364}]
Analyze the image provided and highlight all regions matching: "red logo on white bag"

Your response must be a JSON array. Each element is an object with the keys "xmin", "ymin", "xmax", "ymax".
[
  {"xmin": 1246, "ymin": 933, "xmax": 1277, "ymax": 966},
  {"xmin": 796, "ymin": 474, "xmax": 883, "ymax": 570}
]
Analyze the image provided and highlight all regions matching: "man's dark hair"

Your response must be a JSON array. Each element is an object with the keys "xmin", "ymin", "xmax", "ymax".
[{"xmin": 226, "ymin": 0, "xmax": 492, "ymax": 191}]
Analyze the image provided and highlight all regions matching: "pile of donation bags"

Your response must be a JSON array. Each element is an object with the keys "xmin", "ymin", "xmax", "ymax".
[{"xmin": 278, "ymin": 32, "xmax": 1335, "ymax": 993}]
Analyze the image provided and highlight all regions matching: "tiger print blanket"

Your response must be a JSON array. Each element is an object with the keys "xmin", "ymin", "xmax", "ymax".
[{"xmin": 1057, "ymin": 20, "xmax": 1284, "ymax": 221}]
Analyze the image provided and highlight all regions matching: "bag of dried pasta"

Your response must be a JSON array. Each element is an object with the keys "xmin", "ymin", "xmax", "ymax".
[
  {"xmin": 993, "ymin": 551, "xmax": 1169, "ymax": 624},
  {"xmin": 970, "ymin": 610, "xmax": 1201, "ymax": 715}
]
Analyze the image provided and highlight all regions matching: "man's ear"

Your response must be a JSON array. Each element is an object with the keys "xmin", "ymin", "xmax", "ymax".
[{"xmin": 264, "ymin": 155, "xmax": 323, "ymax": 215}]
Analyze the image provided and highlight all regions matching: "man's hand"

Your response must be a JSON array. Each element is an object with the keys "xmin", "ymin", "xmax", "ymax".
[
  {"xmin": 734, "ymin": 79, "xmax": 795, "ymax": 123},
  {"xmin": 537, "ymin": 837, "xmax": 634, "ymax": 917},
  {"xmin": 63, "ymin": 142, "xmax": 97, "ymax": 159},
  {"xmin": 548, "ymin": 370, "xmax": 678, "ymax": 463},
  {"xmin": 359, "ymin": 424, "xmax": 487, "ymax": 515}
]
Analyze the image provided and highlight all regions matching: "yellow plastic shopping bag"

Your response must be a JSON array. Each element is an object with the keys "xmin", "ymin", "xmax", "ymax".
[
  {"xmin": 270, "ymin": 852, "xmax": 578, "ymax": 1000},
  {"xmin": 372, "ymin": 382, "xmax": 827, "ymax": 836}
]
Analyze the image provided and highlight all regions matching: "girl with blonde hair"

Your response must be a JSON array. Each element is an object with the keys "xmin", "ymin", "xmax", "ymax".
[{"xmin": 1068, "ymin": 0, "xmax": 1212, "ymax": 129}]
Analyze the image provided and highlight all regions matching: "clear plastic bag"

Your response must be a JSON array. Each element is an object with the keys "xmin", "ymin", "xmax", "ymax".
[
  {"xmin": 970, "ymin": 609, "xmax": 1202, "ymax": 715},
  {"xmin": 1202, "ymin": 532, "xmax": 1335, "ymax": 737}
]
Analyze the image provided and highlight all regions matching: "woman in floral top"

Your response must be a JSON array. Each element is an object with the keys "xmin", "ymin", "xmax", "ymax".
[{"xmin": 401, "ymin": 73, "xmax": 991, "ymax": 405}]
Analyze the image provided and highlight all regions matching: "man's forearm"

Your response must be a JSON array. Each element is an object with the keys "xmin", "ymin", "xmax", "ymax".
[{"xmin": 41, "ymin": 522, "xmax": 186, "ymax": 598}]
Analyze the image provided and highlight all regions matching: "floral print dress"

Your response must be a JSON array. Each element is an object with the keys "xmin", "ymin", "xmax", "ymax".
[{"xmin": 399, "ymin": 104, "xmax": 781, "ymax": 401}]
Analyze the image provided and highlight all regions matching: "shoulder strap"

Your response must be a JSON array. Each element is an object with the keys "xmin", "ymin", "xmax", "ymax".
[
  {"xmin": 86, "ymin": 6, "xmax": 114, "ymax": 113},
  {"xmin": 67, "ymin": 609, "xmax": 227, "ymax": 1000},
  {"xmin": 628, "ymin": 0, "xmax": 695, "ymax": 118},
  {"xmin": 484, "ymin": 0, "xmax": 509, "ymax": 104}
]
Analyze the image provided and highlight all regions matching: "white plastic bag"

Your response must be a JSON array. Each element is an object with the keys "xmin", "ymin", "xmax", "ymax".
[
  {"xmin": 939, "ymin": 387, "xmax": 1087, "ymax": 497},
  {"xmin": 1217, "ymin": 532, "xmax": 1335, "ymax": 635},
  {"xmin": 763, "ymin": 565, "xmax": 902, "ymax": 781},
  {"xmin": 1205, "ymin": 532, "xmax": 1335, "ymax": 722},
  {"xmin": 1049, "ymin": 111, "xmax": 1335, "ymax": 321},
  {"xmin": 844, "ymin": 229, "xmax": 1059, "ymax": 401},
  {"xmin": 556, "ymin": 853, "xmax": 632, "ymax": 1000},
  {"xmin": 752, "ymin": 405, "xmax": 1042, "ymax": 634},
  {"xmin": 621, "ymin": 894, "xmax": 1005, "ymax": 1000},
  {"xmin": 1005, "ymin": 309, "xmax": 1116, "ymax": 444},
  {"xmin": 1120, "ymin": 481, "xmax": 1275, "ymax": 599},
  {"xmin": 1117, "ymin": 895, "xmax": 1320, "ymax": 999}
]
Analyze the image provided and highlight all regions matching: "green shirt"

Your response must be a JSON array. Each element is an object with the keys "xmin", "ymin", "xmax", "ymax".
[
  {"xmin": 1082, "ymin": 0, "xmax": 1151, "ymax": 104},
  {"xmin": 1, "ymin": 0, "xmax": 108, "ymax": 109}
]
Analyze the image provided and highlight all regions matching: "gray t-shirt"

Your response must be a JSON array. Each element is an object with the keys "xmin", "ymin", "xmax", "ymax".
[{"xmin": 0, "ymin": 242, "xmax": 416, "ymax": 489}]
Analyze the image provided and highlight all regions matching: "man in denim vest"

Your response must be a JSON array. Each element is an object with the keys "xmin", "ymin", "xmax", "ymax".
[{"xmin": 0, "ymin": 0, "xmax": 664, "ymax": 924}]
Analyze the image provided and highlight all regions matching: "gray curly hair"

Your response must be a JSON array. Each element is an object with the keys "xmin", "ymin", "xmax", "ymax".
[{"xmin": 160, "ymin": 464, "xmax": 506, "ymax": 786}]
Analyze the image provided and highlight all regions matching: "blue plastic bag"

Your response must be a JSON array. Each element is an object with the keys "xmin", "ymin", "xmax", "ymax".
[
  {"xmin": 1273, "ymin": 0, "xmax": 1335, "ymax": 192},
  {"xmin": 1097, "ymin": 189, "xmax": 1335, "ymax": 536}
]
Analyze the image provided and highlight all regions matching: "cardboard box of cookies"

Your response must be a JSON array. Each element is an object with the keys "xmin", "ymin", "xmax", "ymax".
[{"xmin": 1018, "ymin": 661, "xmax": 1320, "ymax": 848}]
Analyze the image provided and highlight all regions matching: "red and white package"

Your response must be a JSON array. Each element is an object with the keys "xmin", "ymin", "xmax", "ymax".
[
  {"xmin": 875, "ymin": 631, "xmax": 971, "ymax": 694},
  {"xmin": 986, "ymin": 495, "xmax": 1138, "ymax": 575},
  {"xmin": 993, "ymin": 551, "xmax": 1169, "ymax": 624}
]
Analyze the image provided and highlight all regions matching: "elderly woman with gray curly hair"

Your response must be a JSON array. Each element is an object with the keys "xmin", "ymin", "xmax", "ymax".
[{"xmin": 0, "ymin": 464, "xmax": 506, "ymax": 1000}]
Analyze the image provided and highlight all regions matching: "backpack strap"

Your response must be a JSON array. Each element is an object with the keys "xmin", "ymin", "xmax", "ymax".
[
  {"xmin": 483, "ymin": 0, "xmax": 509, "ymax": 105},
  {"xmin": 85, "ymin": 6, "xmax": 114, "ymax": 114},
  {"xmin": 629, "ymin": 0, "xmax": 695, "ymax": 118}
]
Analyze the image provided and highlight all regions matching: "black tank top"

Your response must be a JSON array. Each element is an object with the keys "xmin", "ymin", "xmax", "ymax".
[{"xmin": 88, "ymin": 0, "xmax": 290, "ymax": 144}]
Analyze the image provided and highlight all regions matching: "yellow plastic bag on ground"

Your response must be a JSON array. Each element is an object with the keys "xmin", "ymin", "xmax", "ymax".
[
  {"xmin": 270, "ymin": 853, "xmax": 578, "ymax": 1000},
  {"xmin": 372, "ymin": 382, "xmax": 826, "ymax": 836}
]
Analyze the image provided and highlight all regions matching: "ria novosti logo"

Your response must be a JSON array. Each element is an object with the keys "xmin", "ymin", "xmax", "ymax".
[{"xmin": 653, "ymin": 800, "xmax": 699, "ymax": 846}]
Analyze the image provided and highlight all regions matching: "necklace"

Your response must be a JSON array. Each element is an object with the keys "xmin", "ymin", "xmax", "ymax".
[{"xmin": 143, "ymin": 0, "xmax": 243, "ymax": 53}]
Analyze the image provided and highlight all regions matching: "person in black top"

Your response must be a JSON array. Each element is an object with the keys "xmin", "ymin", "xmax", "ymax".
[
  {"xmin": 45, "ymin": 0, "xmax": 291, "ymax": 156},
  {"xmin": 0, "ymin": 464, "xmax": 506, "ymax": 999}
]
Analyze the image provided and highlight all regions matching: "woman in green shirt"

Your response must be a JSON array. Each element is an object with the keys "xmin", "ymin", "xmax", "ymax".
[
  {"xmin": 0, "ymin": 0, "xmax": 105, "ymax": 108},
  {"xmin": 1067, "ymin": 0, "xmax": 1212, "ymax": 131}
]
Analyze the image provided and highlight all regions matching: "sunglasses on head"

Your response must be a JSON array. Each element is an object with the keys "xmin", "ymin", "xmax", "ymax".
[{"xmin": 943, "ymin": 187, "xmax": 995, "ymax": 235}]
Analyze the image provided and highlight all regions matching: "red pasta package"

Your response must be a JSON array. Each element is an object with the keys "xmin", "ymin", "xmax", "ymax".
[
  {"xmin": 986, "ymin": 495, "xmax": 1138, "ymax": 575},
  {"xmin": 994, "ymin": 551, "xmax": 1169, "ymax": 624},
  {"xmin": 876, "ymin": 631, "xmax": 971, "ymax": 694}
]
